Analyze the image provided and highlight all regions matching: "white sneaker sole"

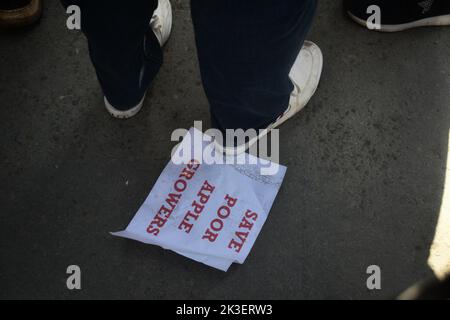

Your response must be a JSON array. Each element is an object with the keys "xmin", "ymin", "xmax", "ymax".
[
  {"xmin": 348, "ymin": 11, "xmax": 450, "ymax": 32},
  {"xmin": 104, "ymin": 94, "xmax": 146, "ymax": 119},
  {"xmin": 215, "ymin": 40, "xmax": 323, "ymax": 156}
]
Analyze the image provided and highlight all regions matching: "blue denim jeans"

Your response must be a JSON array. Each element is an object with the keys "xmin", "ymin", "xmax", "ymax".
[{"xmin": 62, "ymin": 0, "xmax": 317, "ymax": 131}]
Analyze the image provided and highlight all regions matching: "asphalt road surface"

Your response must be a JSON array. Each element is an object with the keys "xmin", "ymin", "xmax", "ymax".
[{"xmin": 1, "ymin": 0, "xmax": 449, "ymax": 299}]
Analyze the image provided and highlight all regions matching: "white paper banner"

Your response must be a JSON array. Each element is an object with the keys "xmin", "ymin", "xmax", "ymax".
[{"xmin": 112, "ymin": 127, "xmax": 287, "ymax": 271}]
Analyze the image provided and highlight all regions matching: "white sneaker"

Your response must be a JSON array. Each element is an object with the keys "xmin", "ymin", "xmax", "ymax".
[
  {"xmin": 216, "ymin": 40, "xmax": 323, "ymax": 155},
  {"xmin": 150, "ymin": 0, "xmax": 173, "ymax": 47},
  {"xmin": 272, "ymin": 40, "xmax": 323, "ymax": 129},
  {"xmin": 105, "ymin": 0, "xmax": 172, "ymax": 119}
]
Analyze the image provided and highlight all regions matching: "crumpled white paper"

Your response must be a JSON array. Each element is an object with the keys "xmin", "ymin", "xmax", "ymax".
[{"xmin": 112, "ymin": 127, "xmax": 287, "ymax": 271}]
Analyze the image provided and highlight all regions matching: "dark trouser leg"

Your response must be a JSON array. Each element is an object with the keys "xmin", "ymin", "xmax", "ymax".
[
  {"xmin": 62, "ymin": 0, "xmax": 162, "ymax": 110},
  {"xmin": 191, "ymin": 0, "xmax": 317, "ymax": 131}
]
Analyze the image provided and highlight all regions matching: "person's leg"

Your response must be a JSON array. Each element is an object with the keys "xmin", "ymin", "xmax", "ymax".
[
  {"xmin": 345, "ymin": 0, "xmax": 450, "ymax": 32},
  {"xmin": 61, "ymin": 0, "xmax": 166, "ymax": 117},
  {"xmin": 191, "ymin": 0, "xmax": 318, "ymax": 131}
]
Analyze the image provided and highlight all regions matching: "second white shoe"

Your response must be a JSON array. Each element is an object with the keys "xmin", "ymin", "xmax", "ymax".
[
  {"xmin": 272, "ymin": 40, "xmax": 323, "ymax": 129},
  {"xmin": 216, "ymin": 40, "xmax": 323, "ymax": 156},
  {"xmin": 105, "ymin": 0, "xmax": 173, "ymax": 119}
]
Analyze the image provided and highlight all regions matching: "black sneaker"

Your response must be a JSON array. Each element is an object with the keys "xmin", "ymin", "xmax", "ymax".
[{"xmin": 344, "ymin": 0, "xmax": 450, "ymax": 32}]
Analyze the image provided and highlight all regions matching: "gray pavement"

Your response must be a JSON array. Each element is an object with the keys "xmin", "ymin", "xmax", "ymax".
[{"xmin": 1, "ymin": 0, "xmax": 449, "ymax": 299}]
